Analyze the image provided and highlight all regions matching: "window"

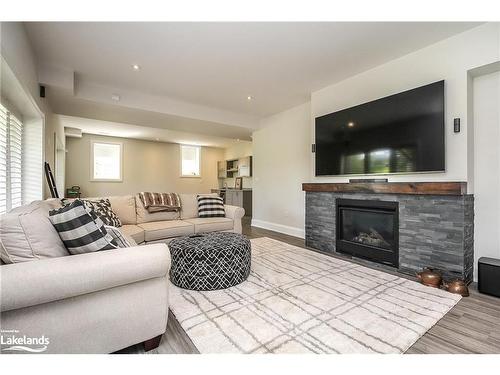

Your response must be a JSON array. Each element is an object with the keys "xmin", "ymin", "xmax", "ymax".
[
  {"xmin": 181, "ymin": 145, "xmax": 201, "ymax": 177},
  {"xmin": 91, "ymin": 141, "xmax": 122, "ymax": 181},
  {"xmin": 342, "ymin": 153, "xmax": 365, "ymax": 174},
  {"xmin": 368, "ymin": 149, "xmax": 391, "ymax": 174},
  {"xmin": 0, "ymin": 103, "xmax": 23, "ymax": 214}
]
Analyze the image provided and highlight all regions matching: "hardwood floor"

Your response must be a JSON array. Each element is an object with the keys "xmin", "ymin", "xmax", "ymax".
[{"xmin": 123, "ymin": 218, "xmax": 500, "ymax": 354}]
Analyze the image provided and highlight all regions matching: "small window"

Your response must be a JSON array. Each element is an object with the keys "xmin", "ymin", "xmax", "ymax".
[
  {"xmin": 91, "ymin": 141, "xmax": 122, "ymax": 181},
  {"xmin": 180, "ymin": 145, "xmax": 201, "ymax": 177}
]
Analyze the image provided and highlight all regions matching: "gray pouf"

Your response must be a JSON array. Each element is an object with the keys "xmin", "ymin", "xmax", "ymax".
[{"xmin": 169, "ymin": 232, "xmax": 251, "ymax": 291}]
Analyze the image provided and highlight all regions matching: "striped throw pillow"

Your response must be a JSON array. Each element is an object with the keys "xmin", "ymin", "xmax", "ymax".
[
  {"xmin": 49, "ymin": 200, "xmax": 117, "ymax": 255},
  {"xmin": 197, "ymin": 195, "xmax": 225, "ymax": 218}
]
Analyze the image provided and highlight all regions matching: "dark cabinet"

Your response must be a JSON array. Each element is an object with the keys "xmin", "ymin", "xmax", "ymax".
[{"xmin": 212, "ymin": 189, "xmax": 252, "ymax": 217}]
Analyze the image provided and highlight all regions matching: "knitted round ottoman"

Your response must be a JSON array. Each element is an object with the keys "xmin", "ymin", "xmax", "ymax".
[{"xmin": 169, "ymin": 232, "xmax": 251, "ymax": 291}]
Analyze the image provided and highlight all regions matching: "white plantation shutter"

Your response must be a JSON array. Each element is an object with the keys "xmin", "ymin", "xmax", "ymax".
[
  {"xmin": 0, "ymin": 105, "xmax": 8, "ymax": 214},
  {"xmin": 9, "ymin": 113, "xmax": 23, "ymax": 210},
  {"xmin": 22, "ymin": 118, "xmax": 44, "ymax": 205},
  {"xmin": 0, "ymin": 102, "xmax": 29, "ymax": 214}
]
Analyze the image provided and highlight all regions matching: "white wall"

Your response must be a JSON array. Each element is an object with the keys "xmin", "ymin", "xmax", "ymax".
[
  {"xmin": 473, "ymin": 71, "xmax": 500, "ymax": 279},
  {"xmin": 65, "ymin": 133, "xmax": 224, "ymax": 197},
  {"xmin": 1, "ymin": 22, "xmax": 63, "ymax": 200},
  {"xmin": 252, "ymin": 23, "xmax": 500, "ymax": 241},
  {"xmin": 224, "ymin": 141, "xmax": 252, "ymax": 160},
  {"xmin": 252, "ymin": 102, "xmax": 311, "ymax": 238},
  {"xmin": 311, "ymin": 23, "xmax": 500, "ymax": 192},
  {"xmin": 1, "ymin": 23, "xmax": 40, "ymax": 106}
]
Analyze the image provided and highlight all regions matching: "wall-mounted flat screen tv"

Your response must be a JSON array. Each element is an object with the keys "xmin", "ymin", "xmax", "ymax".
[{"xmin": 315, "ymin": 80, "xmax": 445, "ymax": 176}]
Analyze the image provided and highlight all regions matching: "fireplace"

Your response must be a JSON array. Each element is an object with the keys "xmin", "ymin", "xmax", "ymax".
[{"xmin": 336, "ymin": 198, "xmax": 399, "ymax": 267}]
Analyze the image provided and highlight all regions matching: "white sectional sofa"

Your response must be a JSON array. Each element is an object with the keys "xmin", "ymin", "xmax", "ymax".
[
  {"xmin": 114, "ymin": 193, "xmax": 245, "ymax": 245},
  {"xmin": 0, "ymin": 193, "xmax": 245, "ymax": 354}
]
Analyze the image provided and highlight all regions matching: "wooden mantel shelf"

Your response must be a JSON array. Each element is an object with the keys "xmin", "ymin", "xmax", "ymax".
[{"xmin": 302, "ymin": 182, "xmax": 468, "ymax": 196}]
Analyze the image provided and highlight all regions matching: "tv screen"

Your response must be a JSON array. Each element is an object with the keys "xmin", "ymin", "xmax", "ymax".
[{"xmin": 315, "ymin": 80, "xmax": 445, "ymax": 176}]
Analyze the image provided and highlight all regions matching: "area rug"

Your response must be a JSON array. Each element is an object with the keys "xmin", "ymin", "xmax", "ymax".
[{"xmin": 169, "ymin": 237, "xmax": 461, "ymax": 353}]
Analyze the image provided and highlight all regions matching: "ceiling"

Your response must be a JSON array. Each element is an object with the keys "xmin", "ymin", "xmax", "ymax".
[
  {"xmin": 1, "ymin": 56, "xmax": 42, "ymax": 120},
  {"xmin": 24, "ymin": 22, "xmax": 481, "ymax": 144},
  {"xmin": 49, "ymin": 87, "xmax": 253, "ymax": 141},
  {"xmin": 57, "ymin": 114, "xmax": 250, "ymax": 148}
]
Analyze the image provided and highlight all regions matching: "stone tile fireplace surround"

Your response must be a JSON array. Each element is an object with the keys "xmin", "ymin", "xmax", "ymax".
[{"xmin": 303, "ymin": 182, "xmax": 474, "ymax": 283}]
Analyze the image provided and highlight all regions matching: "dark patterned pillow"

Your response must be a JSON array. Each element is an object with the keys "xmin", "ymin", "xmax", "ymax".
[
  {"xmin": 84, "ymin": 199, "xmax": 122, "ymax": 227},
  {"xmin": 197, "ymin": 195, "xmax": 225, "ymax": 218},
  {"xmin": 49, "ymin": 200, "xmax": 117, "ymax": 255}
]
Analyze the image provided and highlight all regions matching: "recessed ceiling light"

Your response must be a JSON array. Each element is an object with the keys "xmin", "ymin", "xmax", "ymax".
[
  {"xmin": 348, "ymin": 122, "xmax": 355, "ymax": 128},
  {"xmin": 132, "ymin": 64, "xmax": 140, "ymax": 71},
  {"xmin": 236, "ymin": 139, "xmax": 240, "ymax": 142},
  {"xmin": 247, "ymin": 95, "xmax": 253, "ymax": 101}
]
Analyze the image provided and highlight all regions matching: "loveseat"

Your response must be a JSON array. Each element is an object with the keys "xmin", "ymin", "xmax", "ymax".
[{"xmin": 0, "ymin": 193, "xmax": 245, "ymax": 354}]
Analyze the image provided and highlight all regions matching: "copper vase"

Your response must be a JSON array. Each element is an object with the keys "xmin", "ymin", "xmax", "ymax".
[
  {"xmin": 416, "ymin": 268, "xmax": 442, "ymax": 288},
  {"xmin": 443, "ymin": 279, "xmax": 469, "ymax": 297}
]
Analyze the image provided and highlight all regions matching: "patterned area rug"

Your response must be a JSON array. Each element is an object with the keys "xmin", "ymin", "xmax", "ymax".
[{"xmin": 169, "ymin": 237, "xmax": 461, "ymax": 353}]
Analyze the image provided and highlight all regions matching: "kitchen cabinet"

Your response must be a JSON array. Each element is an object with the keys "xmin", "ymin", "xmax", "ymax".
[
  {"xmin": 217, "ymin": 156, "xmax": 252, "ymax": 178},
  {"xmin": 225, "ymin": 159, "xmax": 239, "ymax": 178},
  {"xmin": 237, "ymin": 156, "xmax": 252, "ymax": 177},
  {"xmin": 212, "ymin": 189, "xmax": 252, "ymax": 217},
  {"xmin": 225, "ymin": 190, "xmax": 242, "ymax": 206},
  {"xmin": 217, "ymin": 161, "xmax": 227, "ymax": 178}
]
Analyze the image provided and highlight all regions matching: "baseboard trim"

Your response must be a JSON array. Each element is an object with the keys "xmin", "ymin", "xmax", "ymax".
[{"xmin": 251, "ymin": 219, "xmax": 305, "ymax": 239}]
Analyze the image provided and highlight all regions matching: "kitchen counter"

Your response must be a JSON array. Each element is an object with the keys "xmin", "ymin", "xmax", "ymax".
[{"xmin": 211, "ymin": 188, "xmax": 252, "ymax": 217}]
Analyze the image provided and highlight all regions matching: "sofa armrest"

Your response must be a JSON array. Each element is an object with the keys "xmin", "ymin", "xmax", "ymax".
[
  {"xmin": 225, "ymin": 205, "xmax": 245, "ymax": 234},
  {"xmin": 225, "ymin": 205, "xmax": 245, "ymax": 220},
  {"xmin": 0, "ymin": 244, "xmax": 170, "ymax": 312}
]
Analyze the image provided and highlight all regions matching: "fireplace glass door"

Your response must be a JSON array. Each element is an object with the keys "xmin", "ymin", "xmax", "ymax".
[
  {"xmin": 340, "ymin": 209, "xmax": 395, "ymax": 250},
  {"xmin": 336, "ymin": 198, "xmax": 399, "ymax": 267}
]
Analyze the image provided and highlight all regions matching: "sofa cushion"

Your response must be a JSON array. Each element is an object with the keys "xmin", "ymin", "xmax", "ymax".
[
  {"xmin": 179, "ymin": 193, "xmax": 199, "ymax": 219},
  {"xmin": 135, "ymin": 195, "xmax": 179, "ymax": 223},
  {"xmin": 185, "ymin": 217, "xmax": 234, "ymax": 234},
  {"xmin": 106, "ymin": 195, "xmax": 137, "ymax": 225},
  {"xmin": 120, "ymin": 224, "xmax": 145, "ymax": 244},
  {"xmin": 49, "ymin": 200, "xmax": 116, "ymax": 255},
  {"xmin": 138, "ymin": 220, "xmax": 194, "ymax": 242},
  {"xmin": 0, "ymin": 199, "xmax": 69, "ymax": 263}
]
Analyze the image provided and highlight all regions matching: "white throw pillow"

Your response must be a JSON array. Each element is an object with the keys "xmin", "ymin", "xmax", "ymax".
[
  {"xmin": 0, "ymin": 199, "xmax": 69, "ymax": 264},
  {"xmin": 105, "ymin": 226, "xmax": 135, "ymax": 247}
]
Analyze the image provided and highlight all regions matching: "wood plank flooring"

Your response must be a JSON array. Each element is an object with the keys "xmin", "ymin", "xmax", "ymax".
[{"xmin": 122, "ymin": 219, "xmax": 500, "ymax": 354}]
